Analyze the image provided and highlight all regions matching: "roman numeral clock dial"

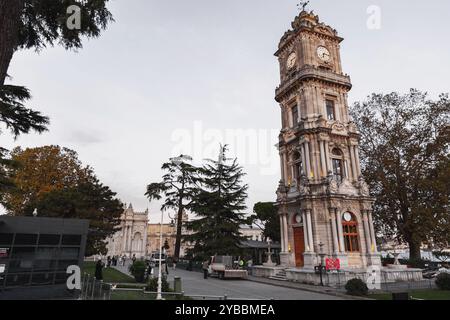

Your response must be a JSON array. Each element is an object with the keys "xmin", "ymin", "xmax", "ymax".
[
  {"xmin": 286, "ymin": 52, "xmax": 297, "ymax": 69},
  {"xmin": 316, "ymin": 46, "xmax": 331, "ymax": 62}
]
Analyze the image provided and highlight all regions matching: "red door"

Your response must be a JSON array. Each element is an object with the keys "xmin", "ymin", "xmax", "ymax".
[{"xmin": 293, "ymin": 227, "xmax": 305, "ymax": 267}]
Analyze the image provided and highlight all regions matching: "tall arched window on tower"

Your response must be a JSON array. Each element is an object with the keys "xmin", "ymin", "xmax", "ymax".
[
  {"xmin": 292, "ymin": 151, "xmax": 303, "ymax": 182},
  {"xmin": 342, "ymin": 212, "xmax": 360, "ymax": 252},
  {"xmin": 331, "ymin": 148, "xmax": 344, "ymax": 183},
  {"xmin": 326, "ymin": 99, "xmax": 336, "ymax": 121},
  {"xmin": 291, "ymin": 104, "xmax": 299, "ymax": 127}
]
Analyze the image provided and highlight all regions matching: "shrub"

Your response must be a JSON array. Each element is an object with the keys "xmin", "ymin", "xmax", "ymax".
[
  {"xmin": 129, "ymin": 261, "xmax": 147, "ymax": 283},
  {"xmin": 146, "ymin": 275, "xmax": 171, "ymax": 292},
  {"xmin": 435, "ymin": 273, "xmax": 450, "ymax": 290},
  {"xmin": 345, "ymin": 278, "xmax": 369, "ymax": 296}
]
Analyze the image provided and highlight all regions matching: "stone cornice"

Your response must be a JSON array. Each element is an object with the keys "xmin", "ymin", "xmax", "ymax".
[{"xmin": 275, "ymin": 65, "xmax": 352, "ymax": 102}]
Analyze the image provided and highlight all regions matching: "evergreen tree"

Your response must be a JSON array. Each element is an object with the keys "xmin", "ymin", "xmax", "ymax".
[
  {"xmin": 185, "ymin": 145, "xmax": 248, "ymax": 259},
  {"xmin": 146, "ymin": 155, "xmax": 199, "ymax": 260},
  {"xmin": 248, "ymin": 202, "xmax": 280, "ymax": 242}
]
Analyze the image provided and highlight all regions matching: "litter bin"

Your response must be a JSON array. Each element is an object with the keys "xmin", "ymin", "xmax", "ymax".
[{"xmin": 174, "ymin": 276, "xmax": 182, "ymax": 293}]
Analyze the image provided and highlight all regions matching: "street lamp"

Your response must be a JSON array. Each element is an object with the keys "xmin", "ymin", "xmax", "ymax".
[
  {"xmin": 318, "ymin": 242, "xmax": 326, "ymax": 286},
  {"xmin": 156, "ymin": 210, "xmax": 164, "ymax": 300}
]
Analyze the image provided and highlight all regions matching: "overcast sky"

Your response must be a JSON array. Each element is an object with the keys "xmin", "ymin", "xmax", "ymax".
[{"xmin": 2, "ymin": 0, "xmax": 449, "ymax": 222}]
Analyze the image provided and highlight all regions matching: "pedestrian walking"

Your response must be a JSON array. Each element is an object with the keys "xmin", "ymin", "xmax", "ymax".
[
  {"xmin": 202, "ymin": 260, "xmax": 209, "ymax": 279},
  {"xmin": 173, "ymin": 258, "xmax": 177, "ymax": 270},
  {"xmin": 95, "ymin": 258, "xmax": 104, "ymax": 281}
]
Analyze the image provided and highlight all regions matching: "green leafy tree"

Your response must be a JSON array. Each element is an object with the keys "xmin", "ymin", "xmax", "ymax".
[
  {"xmin": 248, "ymin": 202, "xmax": 280, "ymax": 242},
  {"xmin": 2, "ymin": 145, "xmax": 89, "ymax": 214},
  {"xmin": 1, "ymin": 0, "xmax": 113, "ymax": 198},
  {"xmin": 351, "ymin": 89, "xmax": 450, "ymax": 261},
  {"xmin": 146, "ymin": 155, "xmax": 199, "ymax": 260},
  {"xmin": 36, "ymin": 178, "xmax": 122, "ymax": 256},
  {"xmin": 185, "ymin": 145, "xmax": 248, "ymax": 259},
  {"xmin": 1, "ymin": 145, "xmax": 122, "ymax": 256}
]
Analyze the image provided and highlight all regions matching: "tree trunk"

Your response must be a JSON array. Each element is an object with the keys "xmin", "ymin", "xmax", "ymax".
[
  {"xmin": 408, "ymin": 240, "xmax": 421, "ymax": 262},
  {"xmin": 0, "ymin": 0, "xmax": 25, "ymax": 86},
  {"xmin": 174, "ymin": 205, "xmax": 183, "ymax": 259}
]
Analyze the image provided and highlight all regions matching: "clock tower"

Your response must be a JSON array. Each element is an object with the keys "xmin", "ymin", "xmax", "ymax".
[{"xmin": 275, "ymin": 10, "xmax": 381, "ymax": 270}]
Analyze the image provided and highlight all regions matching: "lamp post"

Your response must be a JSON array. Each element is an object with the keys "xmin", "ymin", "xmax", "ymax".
[
  {"xmin": 156, "ymin": 209, "xmax": 164, "ymax": 300},
  {"xmin": 318, "ymin": 242, "xmax": 326, "ymax": 286}
]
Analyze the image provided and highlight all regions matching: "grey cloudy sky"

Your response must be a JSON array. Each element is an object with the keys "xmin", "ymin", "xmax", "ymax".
[{"xmin": 2, "ymin": 0, "xmax": 450, "ymax": 222}]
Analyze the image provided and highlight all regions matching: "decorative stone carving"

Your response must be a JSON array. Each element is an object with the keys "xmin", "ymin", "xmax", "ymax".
[
  {"xmin": 331, "ymin": 122, "xmax": 348, "ymax": 136},
  {"xmin": 298, "ymin": 175, "xmax": 310, "ymax": 195},
  {"xmin": 358, "ymin": 176, "xmax": 370, "ymax": 197},
  {"xmin": 326, "ymin": 174, "xmax": 338, "ymax": 194},
  {"xmin": 338, "ymin": 178, "xmax": 358, "ymax": 196},
  {"xmin": 276, "ymin": 180, "xmax": 289, "ymax": 201}
]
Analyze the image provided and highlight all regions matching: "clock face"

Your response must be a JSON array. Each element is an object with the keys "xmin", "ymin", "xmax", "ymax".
[
  {"xmin": 286, "ymin": 52, "xmax": 297, "ymax": 69},
  {"xmin": 343, "ymin": 212, "xmax": 353, "ymax": 222},
  {"xmin": 317, "ymin": 46, "xmax": 331, "ymax": 62},
  {"xmin": 295, "ymin": 214, "xmax": 302, "ymax": 224}
]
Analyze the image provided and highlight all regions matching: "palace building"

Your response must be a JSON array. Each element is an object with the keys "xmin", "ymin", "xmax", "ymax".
[
  {"xmin": 273, "ymin": 9, "xmax": 381, "ymax": 271},
  {"xmin": 106, "ymin": 204, "xmax": 148, "ymax": 259}
]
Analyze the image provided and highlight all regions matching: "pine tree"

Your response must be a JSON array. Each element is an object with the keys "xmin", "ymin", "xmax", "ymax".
[
  {"xmin": 146, "ymin": 155, "xmax": 199, "ymax": 260},
  {"xmin": 185, "ymin": 145, "xmax": 248, "ymax": 259}
]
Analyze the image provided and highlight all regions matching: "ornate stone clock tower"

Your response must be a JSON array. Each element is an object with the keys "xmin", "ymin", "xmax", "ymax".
[{"xmin": 275, "ymin": 10, "xmax": 381, "ymax": 270}]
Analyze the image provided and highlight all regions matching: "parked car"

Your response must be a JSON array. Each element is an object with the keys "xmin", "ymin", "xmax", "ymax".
[
  {"xmin": 208, "ymin": 255, "xmax": 248, "ymax": 280},
  {"xmin": 147, "ymin": 252, "xmax": 167, "ymax": 267}
]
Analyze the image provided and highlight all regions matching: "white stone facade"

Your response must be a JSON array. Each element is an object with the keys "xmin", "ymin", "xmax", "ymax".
[
  {"xmin": 106, "ymin": 204, "xmax": 148, "ymax": 258},
  {"xmin": 274, "ymin": 11, "xmax": 381, "ymax": 271}
]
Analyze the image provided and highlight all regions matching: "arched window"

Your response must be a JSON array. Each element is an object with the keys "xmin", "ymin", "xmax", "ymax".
[
  {"xmin": 331, "ymin": 148, "xmax": 344, "ymax": 183},
  {"xmin": 291, "ymin": 104, "xmax": 299, "ymax": 127},
  {"xmin": 342, "ymin": 213, "xmax": 359, "ymax": 252},
  {"xmin": 292, "ymin": 151, "xmax": 303, "ymax": 181}
]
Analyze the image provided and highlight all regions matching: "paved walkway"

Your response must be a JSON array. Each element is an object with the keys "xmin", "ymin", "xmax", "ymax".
[{"xmin": 112, "ymin": 263, "xmax": 346, "ymax": 300}]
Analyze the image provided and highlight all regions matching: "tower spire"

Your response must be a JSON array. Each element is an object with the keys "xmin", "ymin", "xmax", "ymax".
[{"xmin": 297, "ymin": 1, "xmax": 310, "ymax": 12}]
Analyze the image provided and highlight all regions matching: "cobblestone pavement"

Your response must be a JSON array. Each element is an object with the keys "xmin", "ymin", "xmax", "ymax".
[{"xmin": 112, "ymin": 262, "xmax": 345, "ymax": 300}]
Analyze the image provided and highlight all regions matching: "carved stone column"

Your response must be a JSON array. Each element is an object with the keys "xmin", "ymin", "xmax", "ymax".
[
  {"xmin": 368, "ymin": 210, "xmax": 378, "ymax": 253},
  {"xmin": 279, "ymin": 214, "xmax": 286, "ymax": 252},
  {"xmin": 336, "ymin": 211, "xmax": 345, "ymax": 253},
  {"xmin": 362, "ymin": 211, "xmax": 372, "ymax": 254},
  {"xmin": 329, "ymin": 208, "xmax": 339, "ymax": 254},
  {"xmin": 303, "ymin": 140, "xmax": 312, "ymax": 179},
  {"xmin": 283, "ymin": 213, "xmax": 289, "ymax": 253},
  {"xmin": 302, "ymin": 210, "xmax": 310, "ymax": 252},
  {"xmin": 306, "ymin": 209, "xmax": 314, "ymax": 252}
]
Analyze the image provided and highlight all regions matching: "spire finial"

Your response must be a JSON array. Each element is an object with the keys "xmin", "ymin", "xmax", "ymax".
[{"xmin": 297, "ymin": 1, "xmax": 310, "ymax": 12}]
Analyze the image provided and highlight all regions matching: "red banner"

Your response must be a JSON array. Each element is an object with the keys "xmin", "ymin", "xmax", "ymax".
[
  {"xmin": 326, "ymin": 258, "xmax": 340, "ymax": 271},
  {"xmin": 0, "ymin": 248, "xmax": 9, "ymax": 258}
]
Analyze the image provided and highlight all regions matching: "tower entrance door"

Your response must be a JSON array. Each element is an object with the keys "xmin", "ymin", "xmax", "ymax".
[{"xmin": 293, "ymin": 227, "xmax": 305, "ymax": 267}]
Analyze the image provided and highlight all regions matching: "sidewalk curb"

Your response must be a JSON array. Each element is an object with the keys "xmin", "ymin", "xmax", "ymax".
[{"xmin": 247, "ymin": 276, "xmax": 374, "ymax": 300}]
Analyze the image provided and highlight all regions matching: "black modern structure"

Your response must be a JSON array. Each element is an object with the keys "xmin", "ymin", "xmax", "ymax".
[{"xmin": 0, "ymin": 216, "xmax": 89, "ymax": 300}]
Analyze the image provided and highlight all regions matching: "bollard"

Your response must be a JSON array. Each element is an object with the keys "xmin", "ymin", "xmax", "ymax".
[
  {"xmin": 223, "ymin": 294, "xmax": 227, "ymax": 300},
  {"xmin": 99, "ymin": 280, "xmax": 103, "ymax": 300},
  {"xmin": 91, "ymin": 278, "xmax": 96, "ymax": 300},
  {"xmin": 174, "ymin": 276, "xmax": 182, "ymax": 293}
]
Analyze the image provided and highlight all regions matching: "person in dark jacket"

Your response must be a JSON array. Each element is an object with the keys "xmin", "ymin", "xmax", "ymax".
[
  {"xmin": 95, "ymin": 259, "xmax": 104, "ymax": 280},
  {"xmin": 202, "ymin": 260, "xmax": 210, "ymax": 279}
]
